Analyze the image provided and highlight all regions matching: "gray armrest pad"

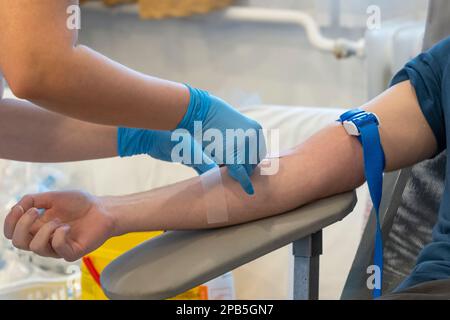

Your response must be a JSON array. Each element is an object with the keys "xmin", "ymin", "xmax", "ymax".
[{"xmin": 101, "ymin": 191, "xmax": 357, "ymax": 300}]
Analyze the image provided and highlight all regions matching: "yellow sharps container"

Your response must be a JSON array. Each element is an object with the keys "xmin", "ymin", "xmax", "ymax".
[{"xmin": 81, "ymin": 232, "xmax": 208, "ymax": 300}]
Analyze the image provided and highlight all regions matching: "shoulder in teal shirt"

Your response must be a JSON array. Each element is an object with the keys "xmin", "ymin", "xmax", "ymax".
[{"xmin": 390, "ymin": 36, "xmax": 450, "ymax": 291}]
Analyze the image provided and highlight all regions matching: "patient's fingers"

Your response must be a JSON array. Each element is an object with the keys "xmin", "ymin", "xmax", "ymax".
[
  {"xmin": 29, "ymin": 219, "xmax": 62, "ymax": 258},
  {"xmin": 4, "ymin": 204, "xmax": 25, "ymax": 239},
  {"xmin": 5, "ymin": 193, "xmax": 58, "ymax": 240},
  {"xmin": 11, "ymin": 208, "xmax": 40, "ymax": 250},
  {"xmin": 15, "ymin": 193, "xmax": 53, "ymax": 215},
  {"xmin": 14, "ymin": 195, "xmax": 37, "ymax": 214},
  {"xmin": 26, "ymin": 193, "xmax": 53, "ymax": 210},
  {"xmin": 52, "ymin": 225, "xmax": 79, "ymax": 262},
  {"xmin": 4, "ymin": 193, "xmax": 46, "ymax": 239}
]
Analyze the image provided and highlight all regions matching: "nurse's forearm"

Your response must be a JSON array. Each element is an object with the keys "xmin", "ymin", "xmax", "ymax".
[
  {"xmin": 21, "ymin": 45, "xmax": 189, "ymax": 130},
  {"xmin": 0, "ymin": 99, "xmax": 117, "ymax": 162}
]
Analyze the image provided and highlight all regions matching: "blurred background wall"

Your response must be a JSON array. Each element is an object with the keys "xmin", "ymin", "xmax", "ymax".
[{"xmin": 79, "ymin": 0, "xmax": 427, "ymax": 109}]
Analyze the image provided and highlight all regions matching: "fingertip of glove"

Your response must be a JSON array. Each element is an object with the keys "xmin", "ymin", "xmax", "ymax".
[
  {"xmin": 228, "ymin": 165, "xmax": 255, "ymax": 196},
  {"xmin": 244, "ymin": 184, "xmax": 255, "ymax": 196}
]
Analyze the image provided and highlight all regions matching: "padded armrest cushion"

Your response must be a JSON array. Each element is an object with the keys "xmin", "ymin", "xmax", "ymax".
[{"xmin": 101, "ymin": 191, "xmax": 357, "ymax": 300}]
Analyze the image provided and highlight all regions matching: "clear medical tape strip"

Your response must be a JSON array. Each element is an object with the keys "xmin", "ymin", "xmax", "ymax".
[{"xmin": 200, "ymin": 167, "xmax": 229, "ymax": 225}]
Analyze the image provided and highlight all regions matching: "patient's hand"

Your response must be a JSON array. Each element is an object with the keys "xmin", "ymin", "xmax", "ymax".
[{"xmin": 3, "ymin": 191, "xmax": 115, "ymax": 262}]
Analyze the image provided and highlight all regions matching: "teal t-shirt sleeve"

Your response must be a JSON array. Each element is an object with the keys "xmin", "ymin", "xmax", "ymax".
[{"xmin": 390, "ymin": 37, "xmax": 450, "ymax": 153}]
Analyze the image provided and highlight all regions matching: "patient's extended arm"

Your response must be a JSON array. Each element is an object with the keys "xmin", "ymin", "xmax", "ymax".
[
  {"xmin": 3, "ymin": 81, "xmax": 438, "ymax": 261},
  {"xmin": 106, "ymin": 80, "xmax": 438, "ymax": 233}
]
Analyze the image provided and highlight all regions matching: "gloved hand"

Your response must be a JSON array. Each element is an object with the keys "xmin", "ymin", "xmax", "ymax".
[
  {"xmin": 177, "ymin": 85, "xmax": 267, "ymax": 195},
  {"xmin": 117, "ymin": 128, "xmax": 217, "ymax": 175}
]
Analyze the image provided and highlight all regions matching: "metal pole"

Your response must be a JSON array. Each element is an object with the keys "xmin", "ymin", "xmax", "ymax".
[{"xmin": 292, "ymin": 230, "xmax": 323, "ymax": 300}]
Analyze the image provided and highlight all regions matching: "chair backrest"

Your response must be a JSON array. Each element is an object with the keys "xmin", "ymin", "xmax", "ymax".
[{"xmin": 341, "ymin": 0, "xmax": 450, "ymax": 299}]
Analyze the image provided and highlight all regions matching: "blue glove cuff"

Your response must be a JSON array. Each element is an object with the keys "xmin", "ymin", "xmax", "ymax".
[
  {"xmin": 117, "ymin": 127, "xmax": 134, "ymax": 157},
  {"xmin": 117, "ymin": 127, "xmax": 126, "ymax": 157},
  {"xmin": 118, "ymin": 127, "xmax": 155, "ymax": 158},
  {"xmin": 177, "ymin": 85, "xmax": 211, "ymax": 133}
]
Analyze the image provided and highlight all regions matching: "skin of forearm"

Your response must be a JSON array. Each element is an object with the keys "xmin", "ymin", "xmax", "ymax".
[
  {"xmin": 103, "ymin": 81, "xmax": 438, "ymax": 235},
  {"xmin": 104, "ymin": 123, "xmax": 366, "ymax": 235},
  {"xmin": 0, "ymin": 98, "xmax": 117, "ymax": 162},
  {"xmin": 0, "ymin": 0, "xmax": 189, "ymax": 130},
  {"xmin": 28, "ymin": 45, "xmax": 189, "ymax": 130}
]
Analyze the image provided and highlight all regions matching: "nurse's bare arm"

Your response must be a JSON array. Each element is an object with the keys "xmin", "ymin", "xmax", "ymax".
[
  {"xmin": 0, "ymin": 0, "xmax": 188, "ymax": 131},
  {"xmin": 0, "ymin": 98, "xmax": 116, "ymax": 162}
]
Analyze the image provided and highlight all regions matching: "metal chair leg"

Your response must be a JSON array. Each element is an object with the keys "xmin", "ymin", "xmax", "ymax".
[{"xmin": 293, "ymin": 230, "xmax": 323, "ymax": 300}]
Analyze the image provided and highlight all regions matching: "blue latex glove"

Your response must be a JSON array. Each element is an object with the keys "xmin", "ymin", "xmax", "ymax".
[
  {"xmin": 117, "ymin": 128, "xmax": 217, "ymax": 175},
  {"xmin": 177, "ymin": 85, "xmax": 267, "ymax": 195}
]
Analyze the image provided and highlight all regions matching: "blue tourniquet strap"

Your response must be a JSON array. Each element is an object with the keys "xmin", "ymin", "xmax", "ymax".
[{"xmin": 339, "ymin": 109, "xmax": 385, "ymax": 299}]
